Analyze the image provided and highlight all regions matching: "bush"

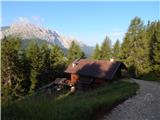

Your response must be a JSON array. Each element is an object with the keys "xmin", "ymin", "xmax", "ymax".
[{"xmin": 141, "ymin": 72, "xmax": 160, "ymax": 81}]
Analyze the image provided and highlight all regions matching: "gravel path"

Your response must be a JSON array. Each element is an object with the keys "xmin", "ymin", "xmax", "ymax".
[{"xmin": 102, "ymin": 79, "xmax": 160, "ymax": 120}]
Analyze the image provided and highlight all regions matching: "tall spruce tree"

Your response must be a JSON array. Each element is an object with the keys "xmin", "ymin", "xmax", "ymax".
[
  {"xmin": 50, "ymin": 45, "xmax": 66, "ymax": 78},
  {"xmin": 91, "ymin": 44, "xmax": 101, "ymax": 60},
  {"xmin": 149, "ymin": 21, "xmax": 160, "ymax": 75},
  {"xmin": 134, "ymin": 28, "xmax": 151, "ymax": 77},
  {"xmin": 112, "ymin": 39, "xmax": 120, "ymax": 60},
  {"xmin": 67, "ymin": 41, "xmax": 85, "ymax": 63},
  {"xmin": 100, "ymin": 36, "xmax": 112, "ymax": 60},
  {"xmin": 1, "ymin": 36, "xmax": 30, "ymax": 102},
  {"xmin": 120, "ymin": 34, "xmax": 131, "ymax": 62},
  {"xmin": 37, "ymin": 43, "xmax": 51, "ymax": 87},
  {"xmin": 121, "ymin": 17, "xmax": 144, "ymax": 76},
  {"xmin": 26, "ymin": 41, "xmax": 43, "ymax": 93}
]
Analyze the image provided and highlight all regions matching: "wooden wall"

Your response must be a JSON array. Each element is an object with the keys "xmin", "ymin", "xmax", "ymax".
[
  {"xmin": 70, "ymin": 74, "xmax": 106, "ymax": 89},
  {"xmin": 94, "ymin": 79, "xmax": 106, "ymax": 85},
  {"xmin": 70, "ymin": 74, "xmax": 79, "ymax": 86}
]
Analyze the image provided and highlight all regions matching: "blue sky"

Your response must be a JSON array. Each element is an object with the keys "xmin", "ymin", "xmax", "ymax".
[{"xmin": 1, "ymin": 1, "xmax": 160, "ymax": 46}]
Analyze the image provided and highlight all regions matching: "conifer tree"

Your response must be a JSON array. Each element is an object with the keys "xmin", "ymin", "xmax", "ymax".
[
  {"xmin": 112, "ymin": 39, "xmax": 120, "ymax": 60},
  {"xmin": 121, "ymin": 17, "xmax": 144, "ymax": 76},
  {"xmin": 91, "ymin": 44, "xmax": 101, "ymax": 60},
  {"xmin": 120, "ymin": 33, "xmax": 131, "ymax": 62},
  {"xmin": 50, "ymin": 45, "xmax": 66, "ymax": 78},
  {"xmin": 37, "ymin": 43, "xmax": 51, "ymax": 87},
  {"xmin": 100, "ymin": 36, "xmax": 112, "ymax": 60},
  {"xmin": 26, "ymin": 41, "xmax": 42, "ymax": 93},
  {"xmin": 134, "ymin": 28, "xmax": 151, "ymax": 77},
  {"xmin": 1, "ymin": 36, "xmax": 30, "ymax": 102},
  {"xmin": 67, "ymin": 41, "xmax": 85, "ymax": 63},
  {"xmin": 149, "ymin": 21, "xmax": 160, "ymax": 75}
]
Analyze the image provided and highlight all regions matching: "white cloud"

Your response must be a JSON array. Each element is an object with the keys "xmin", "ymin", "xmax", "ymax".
[
  {"xmin": 31, "ymin": 16, "xmax": 44, "ymax": 24},
  {"xmin": 18, "ymin": 17, "xmax": 30, "ymax": 23},
  {"xmin": 15, "ymin": 16, "xmax": 44, "ymax": 26}
]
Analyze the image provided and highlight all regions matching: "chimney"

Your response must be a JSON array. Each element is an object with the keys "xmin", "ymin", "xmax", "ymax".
[
  {"xmin": 110, "ymin": 58, "xmax": 114, "ymax": 62},
  {"xmin": 72, "ymin": 59, "xmax": 80, "ymax": 67},
  {"xmin": 72, "ymin": 63, "xmax": 75, "ymax": 67}
]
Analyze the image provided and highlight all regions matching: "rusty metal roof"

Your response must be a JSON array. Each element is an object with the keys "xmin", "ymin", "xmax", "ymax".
[{"xmin": 65, "ymin": 59, "xmax": 127, "ymax": 80}]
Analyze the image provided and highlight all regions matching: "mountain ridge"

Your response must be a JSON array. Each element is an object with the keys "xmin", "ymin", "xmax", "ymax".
[{"xmin": 1, "ymin": 22, "xmax": 93, "ymax": 56}]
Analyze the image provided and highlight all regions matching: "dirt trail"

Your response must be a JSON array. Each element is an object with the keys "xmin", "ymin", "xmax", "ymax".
[{"xmin": 102, "ymin": 79, "xmax": 160, "ymax": 120}]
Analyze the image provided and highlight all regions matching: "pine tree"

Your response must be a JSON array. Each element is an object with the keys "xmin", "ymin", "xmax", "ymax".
[
  {"xmin": 26, "ymin": 40, "xmax": 42, "ymax": 93},
  {"xmin": 1, "ymin": 36, "xmax": 30, "ymax": 102},
  {"xmin": 37, "ymin": 43, "xmax": 51, "ymax": 87},
  {"xmin": 67, "ymin": 41, "xmax": 85, "ymax": 63},
  {"xmin": 120, "ymin": 34, "xmax": 131, "ymax": 62},
  {"xmin": 91, "ymin": 44, "xmax": 101, "ymax": 60},
  {"xmin": 50, "ymin": 45, "xmax": 66, "ymax": 78},
  {"xmin": 1, "ymin": 36, "xmax": 20, "ymax": 101},
  {"xmin": 26, "ymin": 40, "xmax": 68, "ymax": 93},
  {"xmin": 121, "ymin": 17, "xmax": 144, "ymax": 77},
  {"xmin": 15, "ymin": 49, "xmax": 31, "ymax": 97},
  {"xmin": 100, "ymin": 36, "xmax": 112, "ymax": 60},
  {"xmin": 134, "ymin": 28, "xmax": 151, "ymax": 77},
  {"xmin": 149, "ymin": 21, "xmax": 160, "ymax": 75},
  {"xmin": 112, "ymin": 39, "xmax": 120, "ymax": 60},
  {"xmin": 128, "ymin": 17, "xmax": 144, "ymax": 66}
]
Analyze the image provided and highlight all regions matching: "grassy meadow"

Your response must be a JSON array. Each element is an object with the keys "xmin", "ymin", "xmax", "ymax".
[{"xmin": 2, "ymin": 80, "xmax": 139, "ymax": 120}]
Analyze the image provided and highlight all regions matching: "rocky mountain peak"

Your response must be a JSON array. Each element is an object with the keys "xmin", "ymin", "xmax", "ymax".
[{"xmin": 1, "ymin": 21, "xmax": 93, "ymax": 56}]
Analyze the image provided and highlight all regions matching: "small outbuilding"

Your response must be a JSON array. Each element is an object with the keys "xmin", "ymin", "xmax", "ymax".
[{"xmin": 65, "ymin": 59, "xmax": 127, "ymax": 90}]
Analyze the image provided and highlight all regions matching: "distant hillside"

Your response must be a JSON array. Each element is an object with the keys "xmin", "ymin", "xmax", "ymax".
[{"xmin": 1, "ymin": 26, "xmax": 10, "ymax": 31}]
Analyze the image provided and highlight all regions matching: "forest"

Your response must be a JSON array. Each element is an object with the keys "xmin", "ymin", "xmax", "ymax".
[{"xmin": 1, "ymin": 17, "xmax": 160, "ymax": 104}]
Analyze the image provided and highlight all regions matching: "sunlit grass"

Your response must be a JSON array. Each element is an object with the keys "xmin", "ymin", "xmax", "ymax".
[{"xmin": 2, "ymin": 80, "xmax": 139, "ymax": 120}]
